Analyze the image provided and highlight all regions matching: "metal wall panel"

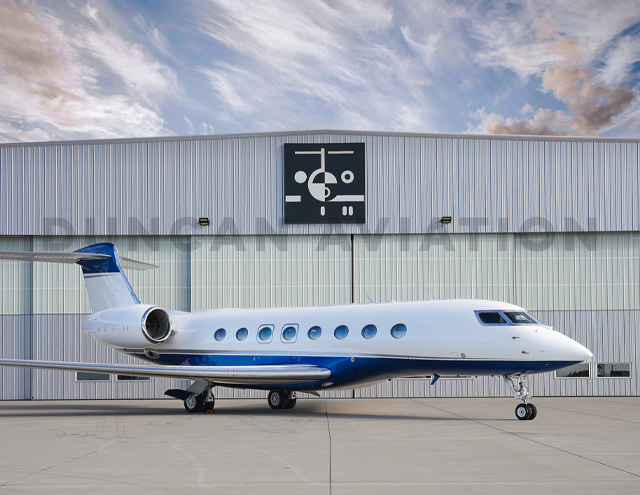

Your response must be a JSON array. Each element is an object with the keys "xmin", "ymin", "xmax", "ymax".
[
  {"xmin": 0, "ymin": 237, "xmax": 32, "ymax": 315},
  {"xmin": 514, "ymin": 232, "xmax": 640, "ymax": 311},
  {"xmin": 353, "ymin": 234, "xmax": 515, "ymax": 305},
  {"xmin": 191, "ymin": 235, "xmax": 351, "ymax": 310},
  {"xmin": 32, "ymin": 236, "xmax": 190, "ymax": 313},
  {"xmin": 1, "ymin": 132, "xmax": 639, "ymax": 236},
  {"xmin": 0, "ymin": 315, "xmax": 31, "ymax": 399}
]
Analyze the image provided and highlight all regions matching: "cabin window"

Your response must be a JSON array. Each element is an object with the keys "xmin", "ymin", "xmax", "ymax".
[
  {"xmin": 361, "ymin": 324, "xmax": 377, "ymax": 339},
  {"xmin": 236, "ymin": 328, "xmax": 248, "ymax": 341},
  {"xmin": 334, "ymin": 325, "xmax": 349, "ymax": 340},
  {"xmin": 214, "ymin": 328, "xmax": 226, "ymax": 341},
  {"xmin": 308, "ymin": 326, "xmax": 322, "ymax": 340},
  {"xmin": 504, "ymin": 312, "xmax": 537, "ymax": 324},
  {"xmin": 390, "ymin": 324, "xmax": 407, "ymax": 339},
  {"xmin": 282, "ymin": 325, "xmax": 298, "ymax": 342},
  {"xmin": 477, "ymin": 312, "xmax": 507, "ymax": 325},
  {"xmin": 597, "ymin": 363, "xmax": 631, "ymax": 378},
  {"xmin": 258, "ymin": 325, "xmax": 273, "ymax": 342},
  {"xmin": 76, "ymin": 372, "xmax": 110, "ymax": 382},
  {"xmin": 555, "ymin": 363, "xmax": 590, "ymax": 378}
]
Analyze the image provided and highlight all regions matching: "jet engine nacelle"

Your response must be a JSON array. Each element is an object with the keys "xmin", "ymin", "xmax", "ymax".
[{"xmin": 82, "ymin": 304, "xmax": 172, "ymax": 349}]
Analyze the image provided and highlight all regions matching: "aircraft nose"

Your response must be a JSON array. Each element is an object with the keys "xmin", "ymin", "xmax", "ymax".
[{"xmin": 569, "ymin": 338, "xmax": 592, "ymax": 362}]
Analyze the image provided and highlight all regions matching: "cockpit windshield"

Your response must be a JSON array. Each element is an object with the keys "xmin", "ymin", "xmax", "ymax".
[
  {"xmin": 477, "ymin": 312, "xmax": 507, "ymax": 324},
  {"xmin": 503, "ymin": 311, "xmax": 537, "ymax": 324},
  {"xmin": 475, "ymin": 310, "xmax": 539, "ymax": 326}
]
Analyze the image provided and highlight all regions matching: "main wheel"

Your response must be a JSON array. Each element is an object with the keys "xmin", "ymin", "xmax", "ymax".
[
  {"xmin": 515, "ymin": 403, "xmax": 531, "ymax": 420},
  {"xmin": 284, "ymin": 398, "xmax": 297, "ymax": 409},
  {"xmin": 527, "ymin": 403, "xmax": 537, "ymax": 420},
  {"xmin": 184, "ymin": 394, "xmax": 206, "ymax": 413},
  {"xmin": 268, "ymin": 391, "xmax": 286, "ymax": 409},
  {"xmin": 203, "ymin": 399, "xmax": 215, "ymax": 412}
]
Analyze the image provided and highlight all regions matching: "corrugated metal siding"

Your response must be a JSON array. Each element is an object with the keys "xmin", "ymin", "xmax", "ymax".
[
  {"xmin": 1, "ymin": 133, "xmax": 638, "ymax": 236},
  {"xmin": 353, "ymin": 234, "xmax": 515, "ymax": 304},
  {"xmin": 191, "ymin": 235, "xmax": 351, "ymax": 310},
  {"xmin": 0, "ymin": 237, "xmax": 32, "ymax": 315},
  {"xmin": 514, "ymin": 232, "xmax": 640, "ymax": 311},
  {"xmin": 0, "ymin": 315, "xmax": 31, "ymax": 399}
]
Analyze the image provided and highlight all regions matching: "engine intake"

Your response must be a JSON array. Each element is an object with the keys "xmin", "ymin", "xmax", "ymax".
[{"xmin": 142, "ymin": 307, "xmax": 171, "ymax": 343}]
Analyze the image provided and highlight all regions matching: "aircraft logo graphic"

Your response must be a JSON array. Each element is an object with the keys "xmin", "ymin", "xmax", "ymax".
[{"xmin": 284, "ymin": 143, "xmax": 365, "ymax": 224}]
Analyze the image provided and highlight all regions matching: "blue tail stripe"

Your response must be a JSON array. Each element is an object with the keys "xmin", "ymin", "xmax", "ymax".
[{"xmin": 74, "ymin": 243, "xmax": 140, "ymax": 304}]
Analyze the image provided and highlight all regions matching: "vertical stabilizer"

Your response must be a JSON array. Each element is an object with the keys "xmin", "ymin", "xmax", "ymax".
[{"xmin": 74, "ymin": 243, "xmax": 141, "ymax": 313}]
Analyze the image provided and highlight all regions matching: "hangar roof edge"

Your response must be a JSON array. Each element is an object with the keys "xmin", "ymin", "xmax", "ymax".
[{"xmin": 1, "ymin": 129, "xmax": 639, "ymax": 148}]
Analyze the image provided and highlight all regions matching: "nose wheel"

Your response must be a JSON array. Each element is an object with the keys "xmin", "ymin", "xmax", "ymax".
[
  {"xmin": 515, "ymin": 403, "xmax": 537, "ymax": 420},
  {"xmin": 504, "ymin": 374, "xmax": 538, "ymax": 420}
]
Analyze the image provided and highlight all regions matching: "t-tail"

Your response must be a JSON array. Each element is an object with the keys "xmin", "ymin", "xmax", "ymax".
[{"xmin": 0, "ymin": 243, "xmax": 157, "ymax": 313}]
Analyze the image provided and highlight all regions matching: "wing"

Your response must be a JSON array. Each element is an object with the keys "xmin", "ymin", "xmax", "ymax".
[{"xmin": 0, "ymin": 359, "xmax": 330, "ymax": 386}]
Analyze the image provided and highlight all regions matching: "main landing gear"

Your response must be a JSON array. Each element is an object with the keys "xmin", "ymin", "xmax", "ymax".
[
  {"xmin": 184, "ymin": 386, "xmax": 215, "ymax": 413},
  {"xmin": 503, "ymin": 374, "xmax": 537, "ymax": 421},
  {"xmin": 268, "ymin": 391, "xmax": 297, "ymax": 410}
]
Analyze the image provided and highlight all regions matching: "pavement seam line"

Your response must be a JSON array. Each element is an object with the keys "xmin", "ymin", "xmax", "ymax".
[
  {"xmin": 414, "ymin": 399, "xmax": 640, "ymax": 481},
  {"xmin": 325, "ymin": 400, "xmax": 332, "ymax": 495}
]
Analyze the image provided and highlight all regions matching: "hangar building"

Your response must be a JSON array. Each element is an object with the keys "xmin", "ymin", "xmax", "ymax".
[{"xmin": 0, "ymin": 130, "xmax": 638, "ymax": 400}]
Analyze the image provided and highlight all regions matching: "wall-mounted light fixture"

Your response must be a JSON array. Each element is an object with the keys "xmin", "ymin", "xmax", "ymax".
[
  {"xmin": 198, "ymin": 217, "xmax": 210, "ymax": 227},
  {"xmin": 440, "ymin": 216, "xmax": 452, "ymax": 224}
]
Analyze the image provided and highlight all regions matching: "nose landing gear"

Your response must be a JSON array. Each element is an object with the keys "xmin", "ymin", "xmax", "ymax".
[{"xmin": 503, "ymin": 374, "xmax": 537, "ymax": 420}]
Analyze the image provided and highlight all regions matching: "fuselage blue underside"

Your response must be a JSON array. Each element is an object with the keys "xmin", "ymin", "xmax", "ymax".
[{"xmin": 131, "ymin": 352, "xmax": 581, "ymax": 391}]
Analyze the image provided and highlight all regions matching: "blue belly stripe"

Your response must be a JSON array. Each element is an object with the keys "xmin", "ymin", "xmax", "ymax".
[{"xmin": 130, "ymin": 352, "xmax": 582, "ymax": 391}]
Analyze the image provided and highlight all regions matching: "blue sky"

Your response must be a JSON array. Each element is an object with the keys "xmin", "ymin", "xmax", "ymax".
[{"xmin": 1, "ymin": 0, "xmax": 639, "ymax": 143}]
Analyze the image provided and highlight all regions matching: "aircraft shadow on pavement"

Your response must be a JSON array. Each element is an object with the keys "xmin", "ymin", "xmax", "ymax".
[{"xmin": 0, "ymin": 399, "xmax": 467, "ymax": 421}]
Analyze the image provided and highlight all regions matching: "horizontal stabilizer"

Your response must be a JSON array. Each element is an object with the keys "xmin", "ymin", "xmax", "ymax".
[
  {"xmin": 0, "ymin": 359, "xmax": 331, "ymax": 386},
  {"xmin": 0, "ymin": 251, "xmax": 157, "ymax": 270}
]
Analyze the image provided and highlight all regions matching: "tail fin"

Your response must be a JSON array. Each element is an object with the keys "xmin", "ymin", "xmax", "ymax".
[{"xmin": 0, "ymin": 243, "xmax": 157, "ymax": 313}]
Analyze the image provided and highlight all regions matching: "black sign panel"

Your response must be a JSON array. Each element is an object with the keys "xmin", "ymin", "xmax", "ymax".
[{"xmin": 284, "ymin": 143, "xmax": 365, "ymax": 224}]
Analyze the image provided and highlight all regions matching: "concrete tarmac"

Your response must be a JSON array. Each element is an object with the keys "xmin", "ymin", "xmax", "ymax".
[{"xmin": 0, "ymin": 397, "xmax": 639, "ymax": 494}]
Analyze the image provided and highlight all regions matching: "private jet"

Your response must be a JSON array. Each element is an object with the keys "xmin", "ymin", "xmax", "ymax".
[{"xmin": 0, "ymin": 243, "xmax": 592, "ymax": 420}]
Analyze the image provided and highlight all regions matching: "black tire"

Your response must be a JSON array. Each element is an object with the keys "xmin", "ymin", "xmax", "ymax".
[
  {"xmin": 527, "ymin": 403, "xmax": 537, "ymax": 420},
  {"xmin": 515, "ymin": 403, "xmax": 530, "ymax": 420},
  {"xmin": 203, "ymin": 399, "xmax": 215, "ymax": 412},
  {"xmin": 184, "ymin": 393, "xmax": 206, "ymax": 413},
  {"xmin": 268, "ymin": 391, "xmax": 286, "ymax": 410},
  {"xmin": 284, "ymin": 398, "xmax": 297, "ymax": 409}
]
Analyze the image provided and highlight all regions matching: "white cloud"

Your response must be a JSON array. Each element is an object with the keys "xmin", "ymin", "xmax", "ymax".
[
  {"xmin": 464, "ymin": 2, "xmax": 640, "ymax": 136},
  {"xmin": 0, "ymin": 1, "xmax": 178, "ymax": 142},
  {"xmin": 599, "ymin": 36, "xmax": 640, "ymax": 86},
  {"xmin": 195, "ymin": 0, "xmax": 434, "ymax": 132},
  {"xmin": 201, "ymin": 122, "xmax": 215, "ymax": 134},
  {"xmin": 184, "ymin": 116, "xmax": 195, "ymax": 134}
]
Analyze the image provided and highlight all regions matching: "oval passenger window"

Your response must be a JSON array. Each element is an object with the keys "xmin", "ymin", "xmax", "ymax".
[
  {"xmin": 258, "ymin": 327, "xmax": 272, "ymax": 341},
  {"xmin": 361, "ymin": 324, "xmax": 377, "ymax": 339},
  {"xmin": 390, "ymin": 324, "xmax": 407, "ymax": 339},
  {"xmin": 334, "ymin": 325, "xmax": 349, "ymax": 340},
  {"xmin": 308, "ymin": 326, "xmax": 322, "ymax": 340},
  {"xmin": 282, "ymin": 326, "xmax": 297, "ymax": 341}
]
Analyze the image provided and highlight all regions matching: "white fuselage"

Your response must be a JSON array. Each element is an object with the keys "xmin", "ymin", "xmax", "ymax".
[{"xmin": 83, "ymin": 299, "xmax": 592, "ymax": 391}]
